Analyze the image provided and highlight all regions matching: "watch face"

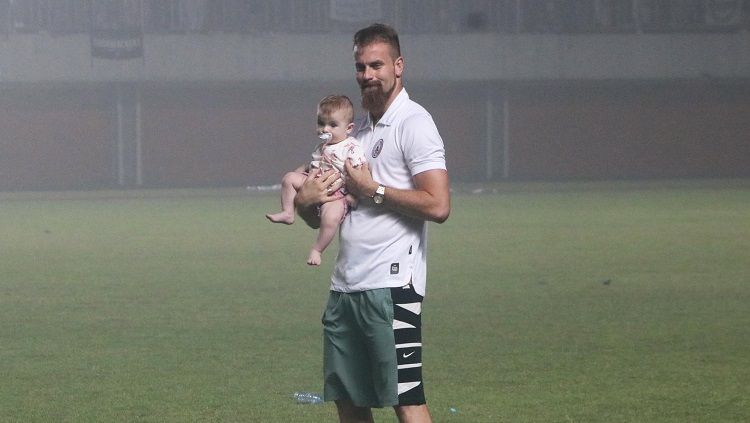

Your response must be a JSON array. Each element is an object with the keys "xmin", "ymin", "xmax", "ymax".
[{"xmin": 372, "ymin": 185, "xmax": 385, "ymax": 204}]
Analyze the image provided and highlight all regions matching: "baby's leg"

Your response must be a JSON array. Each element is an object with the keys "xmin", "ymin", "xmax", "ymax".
[
  {"xmin": 266, "ymin": 171, "xmax": 307, "ymax": 224},
  {"xmin": 307, "ymin": 198, "xmax": 346, "ymax": 266}
]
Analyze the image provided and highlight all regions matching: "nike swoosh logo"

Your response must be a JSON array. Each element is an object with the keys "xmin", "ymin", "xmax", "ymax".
[{"xmin": 402, "ymin": 351, "xmax": 415, "ymax": 358}]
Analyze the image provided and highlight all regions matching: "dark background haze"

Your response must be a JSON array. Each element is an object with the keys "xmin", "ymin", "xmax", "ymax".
[{"xmin": 0, "ymin": 0, "xmax": 748, "ymax": 191}]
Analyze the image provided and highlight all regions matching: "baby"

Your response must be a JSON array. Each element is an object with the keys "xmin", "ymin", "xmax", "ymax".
[{"xmin": 266, "ymin": 94, "xmax": 366, "ymax": 265}]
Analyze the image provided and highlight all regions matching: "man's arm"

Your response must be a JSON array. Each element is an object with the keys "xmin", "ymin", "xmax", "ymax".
[
  {"xmin": 293, "ymin": 169, "xmax": 346, "ymax": 229},
  {"xmin": 345, "ymin": 161, "xmax": 450, "ymax": 223}
]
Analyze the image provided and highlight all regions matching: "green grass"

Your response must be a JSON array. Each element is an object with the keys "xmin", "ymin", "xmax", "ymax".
[{"xmin": 1, "ymin": 180, "xmax": 748, "ymax": 422}]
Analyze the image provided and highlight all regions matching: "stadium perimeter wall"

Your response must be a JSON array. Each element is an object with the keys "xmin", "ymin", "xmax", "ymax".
[
  {"xmin": 505, "ymin": 82, "xmax": 750, "ymax": 180},
  {"xmin": 0, "ymin": 80, "xmax": 748, "ymax": 191}
]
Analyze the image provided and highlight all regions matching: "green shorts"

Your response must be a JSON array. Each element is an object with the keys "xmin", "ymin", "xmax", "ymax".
[{"xmin": 322, "ymin": 284, "xmax": 426, "ymax": 408}]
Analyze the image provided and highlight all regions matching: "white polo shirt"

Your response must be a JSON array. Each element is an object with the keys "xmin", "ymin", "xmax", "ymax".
[{"xmin": 331, "ymin": 89, "xmax": 446, "ymax": 297}]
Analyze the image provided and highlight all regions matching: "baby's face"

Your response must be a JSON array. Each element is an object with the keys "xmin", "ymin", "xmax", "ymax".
[{"xmin": 317, "ymin": 108, "xmax": 352, "ymax": 144}]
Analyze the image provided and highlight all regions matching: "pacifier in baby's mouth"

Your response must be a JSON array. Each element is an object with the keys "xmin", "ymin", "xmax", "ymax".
[{"xmin": 319, "ymin": 132, "xmax": 332, "ymax": 141}]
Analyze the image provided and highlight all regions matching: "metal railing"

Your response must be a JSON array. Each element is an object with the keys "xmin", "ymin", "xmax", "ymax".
[{"xmin": 0, "ymin": 0, "xmax": 747, "ymax": 35}]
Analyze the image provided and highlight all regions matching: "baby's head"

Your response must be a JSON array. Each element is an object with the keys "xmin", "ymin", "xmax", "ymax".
[{"xmin": 317, "ymin": 95, "xmax": 355, "ymax": 144}]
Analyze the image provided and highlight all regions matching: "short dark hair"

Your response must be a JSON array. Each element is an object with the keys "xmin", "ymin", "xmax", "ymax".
[{"xmin": 353, "ymin": 23, "xmax": 401, "ymax": 59}]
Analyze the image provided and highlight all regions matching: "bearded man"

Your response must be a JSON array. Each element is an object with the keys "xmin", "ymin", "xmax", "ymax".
[{"xmin": 294, "ymin": 23, "xmax": 451, "ymax": 423}]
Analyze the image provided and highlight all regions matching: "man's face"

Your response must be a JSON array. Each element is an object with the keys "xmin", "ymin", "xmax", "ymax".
[{"xmin": 354, "ymin": 42, "xmax": 403, "ymax": 113}]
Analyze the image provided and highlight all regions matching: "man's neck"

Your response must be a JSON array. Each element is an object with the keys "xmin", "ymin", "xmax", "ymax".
[
  {"xmin": 367, "ymin": 86, "xmax": 402, "ymax": 124},
  {"xmin": 368, "ymin": 97, "xmax": 393, "ymax": 124},
  {"xmin": 369, "ymin": 110, "xmax": 384, "ymax": 124}
]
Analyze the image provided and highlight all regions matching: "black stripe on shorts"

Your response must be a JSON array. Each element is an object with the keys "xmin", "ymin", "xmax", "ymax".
[{"xmin": 390, "ymin": 284, "xmax": 426, "ymax": 406}]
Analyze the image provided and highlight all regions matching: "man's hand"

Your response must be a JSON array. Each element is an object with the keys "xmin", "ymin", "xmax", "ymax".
[
  {"xmin": 344, "ymin": 160, "xmax": 378, "ymax": 199},
  {"xmin": 294, "ymin": 168, "xmax": 345, "ymax": 228}
]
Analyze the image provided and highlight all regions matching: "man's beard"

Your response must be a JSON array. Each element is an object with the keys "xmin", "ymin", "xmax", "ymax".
[{"xmin": 360, "ymin": 82, "xmax": 388, "ymax": 113}]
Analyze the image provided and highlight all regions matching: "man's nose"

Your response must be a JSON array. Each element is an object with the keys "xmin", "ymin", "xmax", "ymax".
[{"xmin": 362, "ymin": 67, "xmax": 375, "ymax": 80}]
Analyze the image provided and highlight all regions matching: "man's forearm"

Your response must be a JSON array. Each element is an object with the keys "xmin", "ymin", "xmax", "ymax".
[
  {"xmin": 348, "ymin": 166, "xmax": 451, "ymax": 224},
  {"xmin": 378, "ymin": 185, "xmax": 450, "ymax": 223}
]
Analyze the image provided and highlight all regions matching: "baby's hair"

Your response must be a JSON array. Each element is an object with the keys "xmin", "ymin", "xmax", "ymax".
[{"xmin": 318, "ymin": 95, "xmax": 354, "ymax": 123}]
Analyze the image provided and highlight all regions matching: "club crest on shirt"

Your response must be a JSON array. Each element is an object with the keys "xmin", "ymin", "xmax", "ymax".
[{"xmin": 371, "ymin": 139, "xmax": 384, "ymax": 158}]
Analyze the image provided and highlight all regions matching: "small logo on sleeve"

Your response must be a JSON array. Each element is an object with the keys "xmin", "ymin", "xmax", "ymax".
[{"xmin": 390, "ymin": 263, "xmax": 400, "ymax": 274}]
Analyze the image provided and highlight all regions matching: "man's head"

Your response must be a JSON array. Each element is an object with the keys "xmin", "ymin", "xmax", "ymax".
[
  {"xmin": 353, "ymin": 24, "xmax": 404, "ymax": 118},
  {"xmin": 317, "ymin": 95, "xmax": 355, "ymax": 143},
  {"xmin": 353, "ymin": 23, "xmax": 401, "ymax": 60}
]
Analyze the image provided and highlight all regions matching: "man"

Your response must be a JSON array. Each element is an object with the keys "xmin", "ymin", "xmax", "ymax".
[{"xmin": 294, "ymin": 23, "xmax": 450, "ymax": 423}]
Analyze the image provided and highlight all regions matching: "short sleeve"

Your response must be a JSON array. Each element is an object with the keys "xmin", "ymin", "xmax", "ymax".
[{"xmin": 399, "ymin": 113, "xmax": 446, "ymax": 176}]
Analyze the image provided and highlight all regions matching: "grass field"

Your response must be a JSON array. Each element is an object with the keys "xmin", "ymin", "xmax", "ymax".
[{"xmin": 1, "ymin": 180, "xmax": 748, "ymax": 422}]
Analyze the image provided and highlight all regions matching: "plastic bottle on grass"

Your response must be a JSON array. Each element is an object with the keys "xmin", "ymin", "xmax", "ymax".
[{"xmin": 293, "ymin": 391, "xmax": 323, "ymax": 404}]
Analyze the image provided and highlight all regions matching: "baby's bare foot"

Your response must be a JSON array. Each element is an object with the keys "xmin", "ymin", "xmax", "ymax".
[
  {"xmin": 307, "ymin": 249, "xmax": 322, "ymax": 266},
  {"xmin": 265, "ymin": 212, "xmax": 294, "ymax": 225}
]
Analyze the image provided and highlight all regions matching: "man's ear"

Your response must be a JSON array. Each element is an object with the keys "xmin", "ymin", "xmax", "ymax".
[{"xmin": 395, "ymin": 56, "xmax": 404, "ymax": 78}]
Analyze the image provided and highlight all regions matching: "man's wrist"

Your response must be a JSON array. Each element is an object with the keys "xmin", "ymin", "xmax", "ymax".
[
  {"xmin": 367, "ymin": 182, "xmax": 380, "ymax": 199},
  {"xmin": 370, "ymin": 184, "xmax": 386, "ymax": 205}
]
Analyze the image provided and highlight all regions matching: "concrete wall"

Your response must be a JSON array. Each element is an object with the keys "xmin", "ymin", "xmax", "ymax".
[
  {"xmin": 1, "ymin": 32, "xmax": 749, "ymax": 83},
  {"xmin": 0, "ymin": 87, "xmax": 115, "ymax": 191},
  {"xmin": 1, "ymin": 32, "xmax": 749, "ymax": 190},
  {"xmin": 506, "ymin": 82, "xmax": 750, "ymax": 179}
]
